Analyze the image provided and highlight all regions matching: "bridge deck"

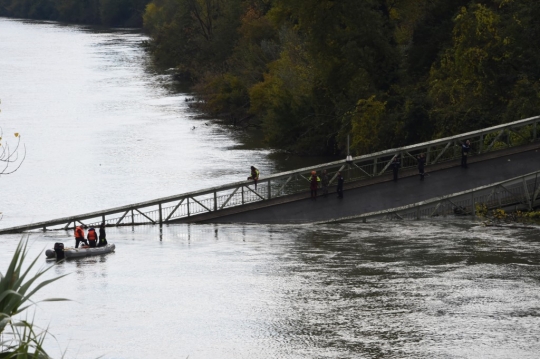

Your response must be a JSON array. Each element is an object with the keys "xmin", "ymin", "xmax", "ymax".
[
  {"xmin": 201, "ymin": 146, "xmax": 540, "ymax": 224},
  {"xmin": 2, "ymin": 115, "xmax": 540, "ymax": 233}
]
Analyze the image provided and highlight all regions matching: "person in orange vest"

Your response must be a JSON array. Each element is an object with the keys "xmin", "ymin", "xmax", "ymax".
[
  {"xmin": 87, "ymin": 227, "xmax": 98, "ymax": 248},
  {"xmin": 74, "ymin": 224, "xmax": 88, "ymax": 248}
]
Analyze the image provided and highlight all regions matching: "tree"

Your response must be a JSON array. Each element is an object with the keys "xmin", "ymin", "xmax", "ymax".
[
  {"xmin": 349, "ymin": 95, "xmax": 389, "ymax": 155},
  {"xmin": 428, "ymin": 2, "xmax": 540, "ymax": 136},
  {"xmin": 100, "ymin": 0, "xmax": 148, "ymax": 27},
  {"xmin": 495, "ymin": 0, "xmax": 540, "ymax": 123},
  {"xmin": 144, "ymin": 0, "xmax": 243, "ymax": 76},
  {"xmin": 0, "ymin": 0, "xmax": 147, "ymax": 26},
  {"xmin": 142, "ymin": 0, "xmax": 540, "ymax": 155},
  {"xmin": 429, "ymin": 4, "xmax": 506, "ymax": 134},
  {"xmin": 247, "ymin": 0, "xmax": 400, "ymax": 154}
]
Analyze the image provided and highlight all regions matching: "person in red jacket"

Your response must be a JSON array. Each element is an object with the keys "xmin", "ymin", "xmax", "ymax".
[
  {"xmin": 87, "ymin": 227, "xmax": 98, "ymax": 248},
  {"xmin": 74, "ymin": 224, "xmax": 88, "ymax": 248}
]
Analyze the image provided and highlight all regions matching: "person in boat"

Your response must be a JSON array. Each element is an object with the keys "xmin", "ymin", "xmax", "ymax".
[
  {"xmin": 98, "ymin": 222, "xmax": 108, "ymax": 247},
  {"xmin": 74, "ymin": 224, "xmax": 88, "ymax": 248},
  {"xmin": 87, "ymin": 226, "xmax": 98, "ymax": 248}
]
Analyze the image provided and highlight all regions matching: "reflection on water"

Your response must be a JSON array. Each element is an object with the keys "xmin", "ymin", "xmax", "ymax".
[{"xmin": 1, "ymin": 219, "xmax": 540, "ymax": 358}]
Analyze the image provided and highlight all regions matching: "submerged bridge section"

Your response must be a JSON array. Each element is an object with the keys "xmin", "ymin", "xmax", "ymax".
[
  {"xmin": 211, "ymin": 149, "xmax": 540, "ymax": 224},
  {"xmin": 322, "ymin": 169, "xmax": 540, "ymax": 224},
  {"xmin": 1, "ymin": 115, "xmax": 540, "ymax": 233}
]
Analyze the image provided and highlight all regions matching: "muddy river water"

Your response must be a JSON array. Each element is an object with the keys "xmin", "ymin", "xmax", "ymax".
[{"xmin": 1, "ymin": 18, "xmax": 539, "ymax": 359}]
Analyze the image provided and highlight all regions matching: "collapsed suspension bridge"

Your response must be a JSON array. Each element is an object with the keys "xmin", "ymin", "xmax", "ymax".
[{"xmin": 1, "ymin": 115, "xmax": 540, "ymax": 233}]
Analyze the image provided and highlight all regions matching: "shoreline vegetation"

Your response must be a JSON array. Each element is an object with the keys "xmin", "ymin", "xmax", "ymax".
[
  {"xmin": 2, "ymin": 1, "xmax": 540, "ymax": 156},
  {"xmin": 1, "ymin": 237, "xmax": 68, "ymax": 358},
  {"xmin": 476, "ymin": 203, "xmax": 540, "ymax": 227}
]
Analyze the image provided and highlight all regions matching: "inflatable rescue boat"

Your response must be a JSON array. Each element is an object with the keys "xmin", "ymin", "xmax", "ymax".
[{"xmin": 45, "ymin": 242, "xmax": 115, "ymax": 260}]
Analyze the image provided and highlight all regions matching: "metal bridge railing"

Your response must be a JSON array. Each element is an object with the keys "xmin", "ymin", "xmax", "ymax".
[
  {"xmin": 1, "ymin": 115, "xmax": 539, "ymax": 233},
  {"xmin": 319, "ymin": 170, "xmax": 540, "ymax": 223}
]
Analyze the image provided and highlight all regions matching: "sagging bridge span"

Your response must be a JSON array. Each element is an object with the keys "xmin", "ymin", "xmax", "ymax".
[{"xmin": 1, "ymin": 115, "xmax": 540, "ymax": 234}]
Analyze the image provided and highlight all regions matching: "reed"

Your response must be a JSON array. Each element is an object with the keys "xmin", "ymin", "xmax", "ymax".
[{"xmin": 1, "ymin": 237, "xmax": 69, "ymax": 358}]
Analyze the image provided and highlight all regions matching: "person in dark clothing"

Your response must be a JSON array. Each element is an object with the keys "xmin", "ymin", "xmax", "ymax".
[
  {"xmin": 461, "ymin": 140, "xmax": 471, "ymax": 168},
  {"xmin": 98, "ymin": 222, "xmax": 108, "ymax": 247},
  {"xmin": 87, "ymin": 227, "xmax": 98, "ymax": 247},
  {"xmin": 74, "ymin": 224, "xmax": 88, "ymax": 248},
  {"xmin": 391, "ymin": 155, "xmax": 401, "ymax": 181},
  {"xmin": 336, "ymin": 171, "xmax": 344, "ymax": 198},
  {"xmin": 321, "ymin": 169, "xmax": 330, "ymax": 197},
  {"xmin": 417, "ymin": 153, "xmax": 426, "ymax": 180},
  {"xmin": 310, "ymin": 171, "xmax": 320, "ymax": 199}
]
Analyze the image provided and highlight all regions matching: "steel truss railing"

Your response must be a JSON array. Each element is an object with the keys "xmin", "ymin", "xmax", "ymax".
[
  {"xmin": 1, "ymin": 115, "xmax": 539, "ymax": 233},
  {"xmin": 319, "ymin": 170, "xmax": 540, "ymax": 223}
]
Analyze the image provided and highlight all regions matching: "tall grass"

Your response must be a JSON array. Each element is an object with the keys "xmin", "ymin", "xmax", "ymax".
[{"xmin": 1, "ymin": 237, "xmax": 68, "ymax": 358}]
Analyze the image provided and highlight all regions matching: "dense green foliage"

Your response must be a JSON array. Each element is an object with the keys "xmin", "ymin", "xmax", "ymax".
[
  {"xmin": 3, "ymin": 0, "xmax": 539, "ymax": 155},
  {"xmin": 143, "ymin": 0, "xmax": 540, "ymax": 155},
  {"xmin": 0, "ymin": 0, "xmax": 148, "ymax": 26}
]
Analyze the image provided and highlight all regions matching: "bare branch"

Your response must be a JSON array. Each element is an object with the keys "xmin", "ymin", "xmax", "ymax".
[
  {"xmin": 1, "ymin": 143, "xmax": 26, "ymax": 175},
  {"xmin": 0, "ymin": 118, "xmax": 26, "ymax": 176}
]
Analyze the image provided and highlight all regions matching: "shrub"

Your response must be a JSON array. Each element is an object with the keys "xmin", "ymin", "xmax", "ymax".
[{"xmin": 1, "ymin": 237, "xmax": 68, "ymax": 358}]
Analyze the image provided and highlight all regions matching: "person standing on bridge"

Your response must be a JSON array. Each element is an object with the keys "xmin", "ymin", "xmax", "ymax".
[
  {"xmin": 461, "ymin": 140, "xmax": 471, "ymax": 168},
  {"xmin": 248, "ymin": 166, "xmax": 260, "ymax": 190},
  {"xmin": 321, "ymin": 170, "xmax": 330, "ymax": 197},
  {"xmin": 417, "ymin": 153, "xmax": 426, "ymax": 180},
  {"xmin": 391, "ymin": 155, "xmax": 401, "ymax": 181},
  {"xmin": 336, "ymin": 171, "xmax": 344, "ymax": 199},
  {"xmin": 310, "ymin": 171, "xmax": 321, "ymax": 199},
  {"xmin": 74, "ymin": 224, "xmax": 88, "ymax": 248}
]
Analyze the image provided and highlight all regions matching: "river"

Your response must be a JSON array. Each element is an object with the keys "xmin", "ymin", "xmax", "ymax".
[{"xmin": 1, "ymin": 18, "xmax": 540, "ymax": 359}]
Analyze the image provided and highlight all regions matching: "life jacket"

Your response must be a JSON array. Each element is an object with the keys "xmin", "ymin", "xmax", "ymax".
[
  {"xmin": 75, "ymin": 226, "xmax": 85, "ymax": 238},
  {"xmin": 87, "ymin": 228, "xmax": 97, "ymax": 241}
]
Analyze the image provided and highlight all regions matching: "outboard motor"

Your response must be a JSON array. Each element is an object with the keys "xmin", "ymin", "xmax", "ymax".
[{"xmin": 54, "ymin": 242, "xmax": 65, "ymax": 260}]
